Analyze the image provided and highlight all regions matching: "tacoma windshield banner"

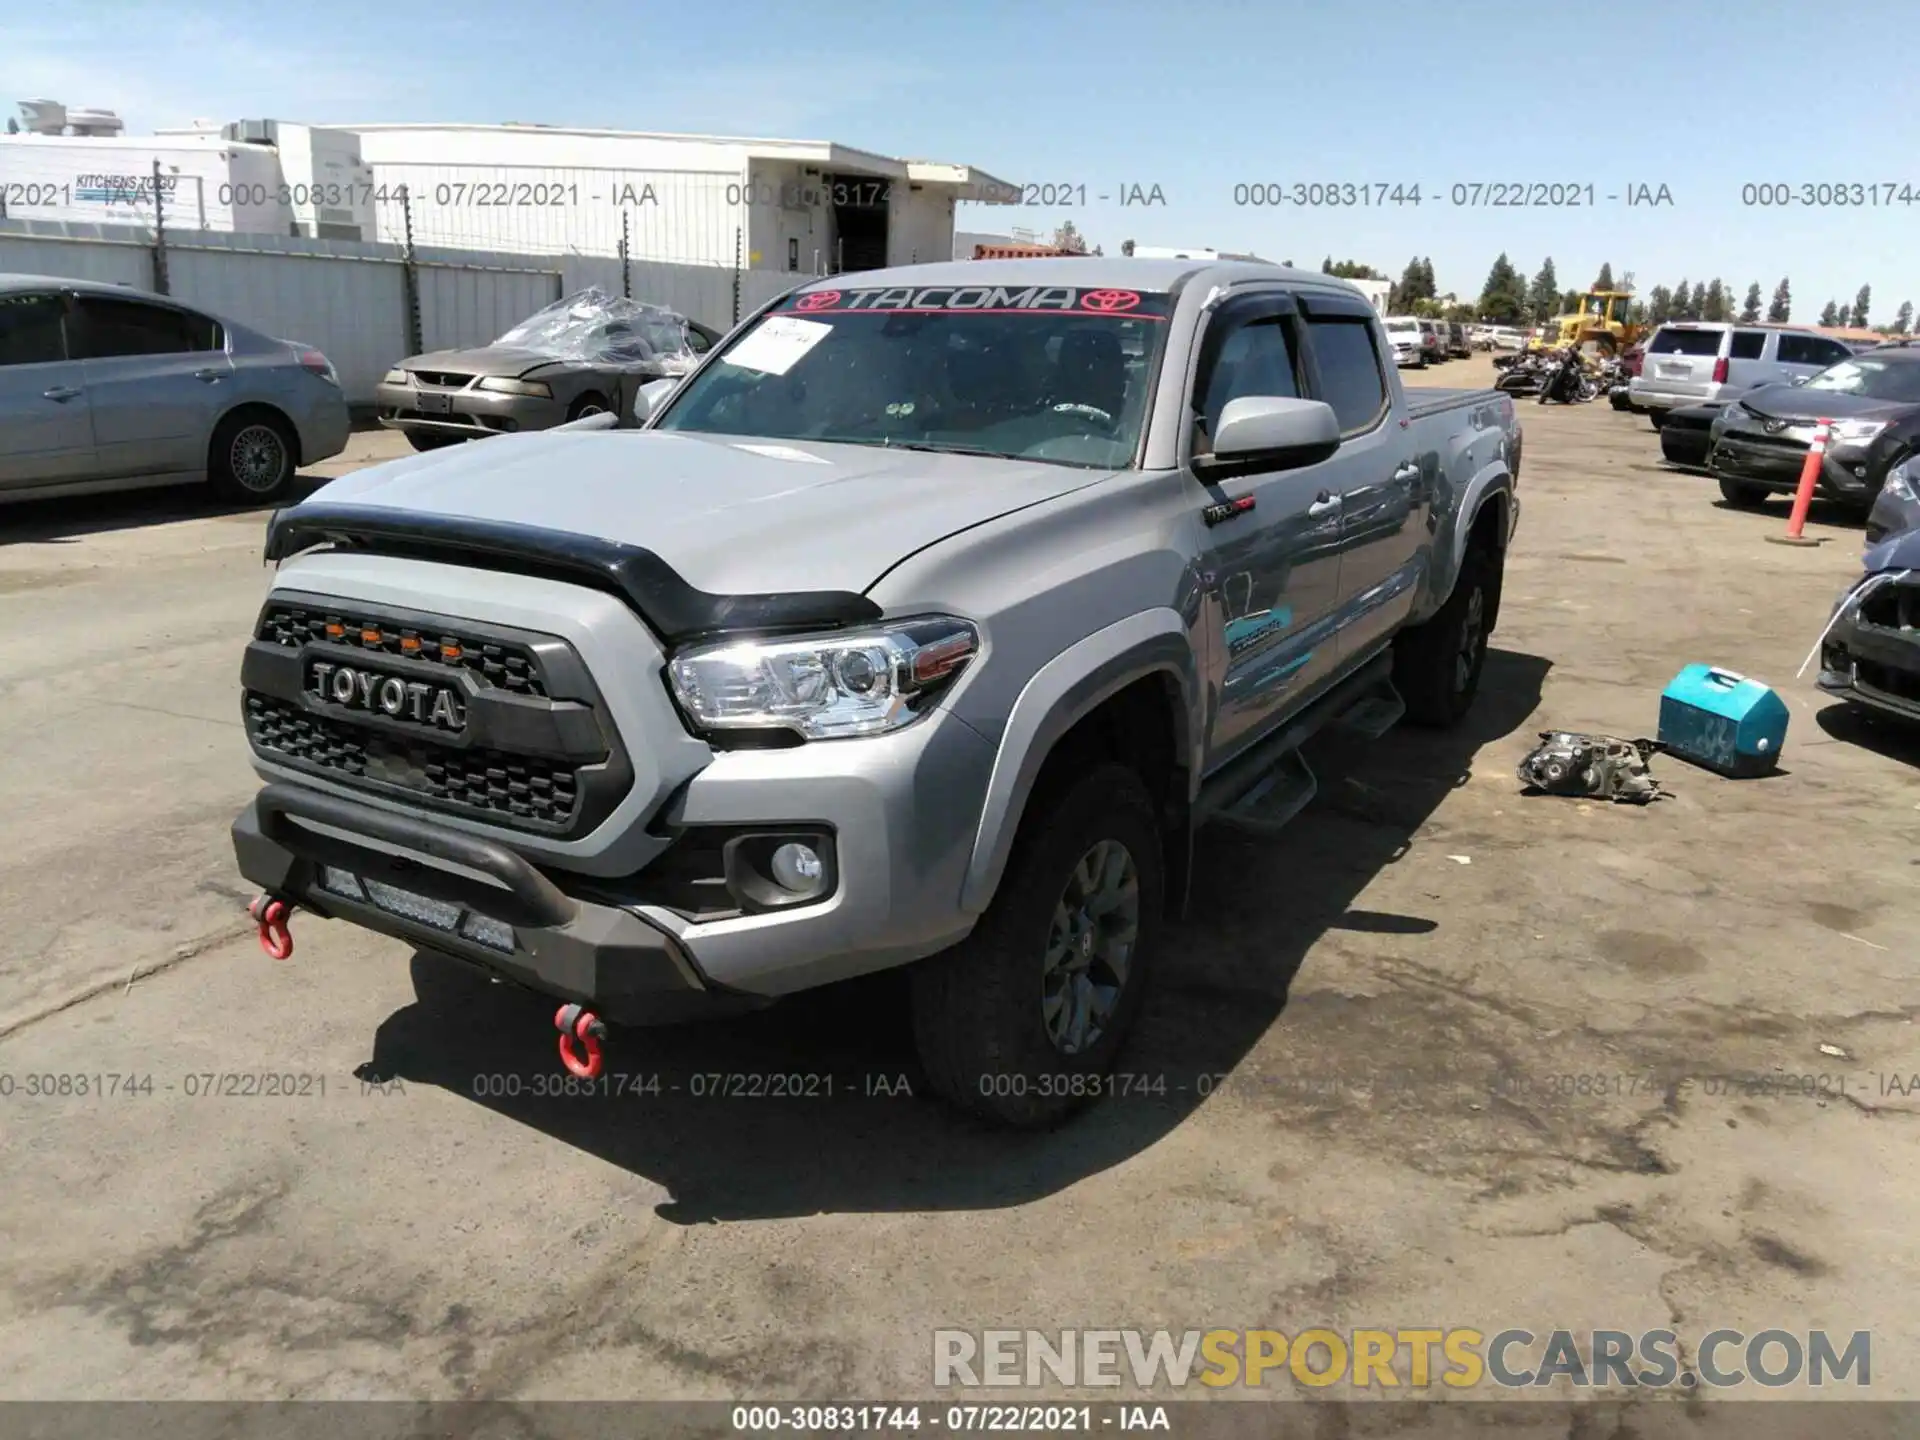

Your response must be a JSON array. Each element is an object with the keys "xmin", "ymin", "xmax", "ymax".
[{"xmin": 781, "ymin": 286, "xmax": 1171, "ymax": 318}]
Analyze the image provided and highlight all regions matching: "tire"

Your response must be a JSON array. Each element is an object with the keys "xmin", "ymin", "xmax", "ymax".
[
  {"xmin": 209, "ymin": 411, "xmax": 297, "ymax": 502},
  {"xmin": 910, "ymin": 762, "xmax": 1163, "ymax": 1128},
  {"xmin": 405, "ymin": 430, "xmax": 460, "ymax": 453},
  {"xmin": 1649, "ymin": 411, "xmax": 1668, "ymax": 430},
  {"xmin": 568, "ymin": 392, "xmax": 610, "ymax": 421},
  {"xmin": 1718, "ymin": 476, "xmax": 1769, "ymax": 508},
  {"xmin": 1393, "ymin": 533, "xmax": 1500, "ymax": 728}
]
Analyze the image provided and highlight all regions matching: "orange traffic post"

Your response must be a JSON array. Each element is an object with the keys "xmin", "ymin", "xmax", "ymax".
[{"xmin": 1765, "ymin": 417, "xmax": 1831, "ymax": 547}]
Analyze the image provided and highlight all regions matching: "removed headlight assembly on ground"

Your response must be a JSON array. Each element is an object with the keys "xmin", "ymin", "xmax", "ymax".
[{"xmin": 1517, "ymin": 732, "xmax": 1669, "ymax": 804}]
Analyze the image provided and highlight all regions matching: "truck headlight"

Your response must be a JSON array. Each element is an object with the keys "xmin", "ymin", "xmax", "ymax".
[
  {"xmin": 668, "ymin": 618, "xmax": 979, "ymax": 739},
  {"xmin": 1829, "ymin": 419, "xmax": 1886, "ymax": 444},
  {"xmin": 476, "ymin": 377, "xmax": 553, "ymax": 398}
]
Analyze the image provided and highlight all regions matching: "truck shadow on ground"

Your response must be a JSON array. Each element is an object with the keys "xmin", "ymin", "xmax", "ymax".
[{"xmin": 360, "ymin": 648, "xmax": 1552, "ymax": 1222}]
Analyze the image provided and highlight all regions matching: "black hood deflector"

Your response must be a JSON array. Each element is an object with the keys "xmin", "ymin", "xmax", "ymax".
[{"xmin": 264, "ymin": 502, "xmax": 883, "ymax": 645}]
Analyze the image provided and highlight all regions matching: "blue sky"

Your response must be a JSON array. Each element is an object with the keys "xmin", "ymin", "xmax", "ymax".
[{"xmin": 6, "ymin": 0, "xmax": 1913, "ymax": 321}]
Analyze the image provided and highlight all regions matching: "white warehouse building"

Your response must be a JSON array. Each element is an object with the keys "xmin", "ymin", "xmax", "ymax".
[{"xmin": 338, "ymin": 122, "xmax": 1018, "ymax": 276}]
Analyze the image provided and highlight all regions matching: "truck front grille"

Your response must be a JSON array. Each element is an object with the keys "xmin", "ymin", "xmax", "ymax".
[
  {"xmin": 245, "ymin": 696, "xmax": 581, "ymax": 827},
  {"xmin": 260, "ymin": 603, "xmax": 547, "ymax": 697},
  {"xmin": 244, "ymin": 595, "xmax": 630, "ymax": 837}
]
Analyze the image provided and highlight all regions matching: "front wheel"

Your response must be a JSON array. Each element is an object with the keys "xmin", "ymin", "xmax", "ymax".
[
  {"xmin": 911, "ymin": 763, "xmax": 1163, "ymax": 1128},
  {"xmin": 1718, "ymin": 476, "xmax": 1769, "ymax": 508},
  {"xmin": 1393, "ymin": 536, "xmax": 1501, "ymax": 727},
  {"xmin": 405, "ymin": 430, "xmax": 461, "ymax": 453}
]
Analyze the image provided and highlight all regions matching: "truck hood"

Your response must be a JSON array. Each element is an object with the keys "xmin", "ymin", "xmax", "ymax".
[{"xmin": 302, "ymin": 429, "xmax": 1113, "ymax": 595}]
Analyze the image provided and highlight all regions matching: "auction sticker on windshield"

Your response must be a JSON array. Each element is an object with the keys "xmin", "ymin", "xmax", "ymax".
[
  {"xmin": 723, "ymin": 315, "xmax": 833, "ymax": 375},
  {"xmin": 781, "ymin": 285, "xmax": 1171, "ymax": 318}
]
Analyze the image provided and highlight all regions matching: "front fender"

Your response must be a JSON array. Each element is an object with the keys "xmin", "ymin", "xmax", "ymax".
[{"xmin": 958, "ymin": 609, "xmax": 1202, "ymax": 915}]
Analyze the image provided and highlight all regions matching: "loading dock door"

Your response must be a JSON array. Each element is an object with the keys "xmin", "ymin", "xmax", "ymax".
[{"xmin": 826, "ymin": 173, "xmax": 890, "ymax": 274}]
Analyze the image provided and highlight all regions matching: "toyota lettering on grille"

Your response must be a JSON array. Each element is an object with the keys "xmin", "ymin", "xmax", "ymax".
[{"xmin": 308, "ymin": 661, "xmax": 466, "ymax": 731}]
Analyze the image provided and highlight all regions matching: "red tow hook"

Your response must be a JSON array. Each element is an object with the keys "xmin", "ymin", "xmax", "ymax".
[
  {"xmin": 249, "ymin": 894, "xmax": 294, "ymax": 960},
  {"xmin": 554, "ymin": 1003, "xmax": 607, "ymax": 1079}
]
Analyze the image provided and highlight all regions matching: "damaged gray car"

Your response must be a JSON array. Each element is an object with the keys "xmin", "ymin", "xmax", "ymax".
[
  {"xmin": 375, "ymin": 288, "xmax": 720, "ymax": 451},
  {"xmin": 1817, "ymin": 523, "xmax": 1920, "ymax": 725}
]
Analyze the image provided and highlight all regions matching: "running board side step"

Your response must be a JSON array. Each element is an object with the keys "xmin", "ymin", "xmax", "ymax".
[
  {"xmin": 1215, "ymin": 750, "xmax": 1318, "ymax": 836},
  {"xmin": 1196, "ymin": 653, "xmax": 1402, "ymax": 838}
]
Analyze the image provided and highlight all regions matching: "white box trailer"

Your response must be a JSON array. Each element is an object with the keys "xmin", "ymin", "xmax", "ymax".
[
  {"xmin": 1350, "ymin": 278, "xmax": 1391, "ymax": 313},
  {"xmin": 0, "ymin": 129, "xmax": 376, "ymax": 240}
]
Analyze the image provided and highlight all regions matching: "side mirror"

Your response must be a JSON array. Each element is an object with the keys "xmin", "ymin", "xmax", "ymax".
[
  {"xmin": 633, "ymin": 376, "xmax": 676, "ymax": 423},
  {"xmin": 1201, "ymin": 396, "xmax": 1341, "ymax": 471}
]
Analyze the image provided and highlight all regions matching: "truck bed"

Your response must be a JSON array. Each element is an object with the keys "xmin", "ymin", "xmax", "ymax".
[{"xmin": 1406, "ymin": 386, "xmax": 1502, "ymax": 418}]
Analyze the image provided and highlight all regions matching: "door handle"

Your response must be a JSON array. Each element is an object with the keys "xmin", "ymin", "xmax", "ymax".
[
  {"xmin": 1306, "ymin": 491, "xmax": 1342, "ymax": 518},
  {"xmin": 1392, "ymin": 462, "xmax": 1422, "ymax": 481},
  {"xmin": 194, "ymin": 368, "xmax": 223, "ymax": 383},
  {"xmin": 42, "ymin": 386, "xmax": 82, "ymax": 402}
]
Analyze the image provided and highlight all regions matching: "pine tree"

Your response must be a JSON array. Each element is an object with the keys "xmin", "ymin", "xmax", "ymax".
[
  {"xmin": 1895, "ymin": 301, "xmax": 1913, "ymax": 336},
  {"xmin": 1322, "ymin": 255, "xmax": 1335, "ymax": 273},
  {"xmin": 1477, "ymin": 253, "xmax": 1526, "ymax": 323},
  {"xmin": 1526, "ymin": 258, "xmax": 1559, "ymax": 324},
  {"xmin": 1740, "ymin": 283, "xmax": 1762, "ymax": 323},
  {"xmin": 1672, "ymin": 281, "xmax": 1693, "ymax": 319},
  {"xmin": 1647, "ymin": 286, "xmax": 1674, "ymax": 323},
  {"xmin": 1593, "ymin": 262, "xmax": 1615, "ymax": 291},
  {"xmin": 1767, "ymin": 278, "xmax": 1791, "ymax": 322},
  {"xmin": 1818, "ymin": 300, "xmax": 1840, "ymax": 326},
  {"xmin": 1851, "ymin": 285, "xmax": 1871, "ymax": 328},
  {"xmin": 1702, "ymin": 279, "xmax": 1728, "ymax": 322}
]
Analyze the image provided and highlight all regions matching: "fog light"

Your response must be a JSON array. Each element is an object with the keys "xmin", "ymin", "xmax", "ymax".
[{"xmin": 769, "ymin": 842, "xmax": 824, "ymax": 894}]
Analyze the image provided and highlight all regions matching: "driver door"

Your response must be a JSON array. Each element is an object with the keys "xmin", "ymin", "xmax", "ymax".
[{"xmin": 1188, "ymin": 292, "xmax": 1347, "ymax": 770}]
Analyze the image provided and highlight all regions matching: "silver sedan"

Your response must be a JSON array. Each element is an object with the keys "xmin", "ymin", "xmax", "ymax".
[{"xmin": 0, "ymin": 274, "xmax": 350, "ymax": 504}]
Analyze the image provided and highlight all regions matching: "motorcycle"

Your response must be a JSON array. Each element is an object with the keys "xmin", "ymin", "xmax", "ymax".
[{"xmin": 1536, "ymin": 347, "xmax": 1599, "ymax": 405}]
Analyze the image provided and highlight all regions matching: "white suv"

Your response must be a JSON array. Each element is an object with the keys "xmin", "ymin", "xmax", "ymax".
[
  {"xmin": 1629, "ymin": 322, "xmax": 1855, "ymax": 421},
  {"xmin": 1383, "ymin": 316, "xmax": 1427, "ymax": 368}
]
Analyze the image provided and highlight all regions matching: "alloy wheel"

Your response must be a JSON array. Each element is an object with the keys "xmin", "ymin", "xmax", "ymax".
[{"xmin": 1040, "ymin": 839, "xmax": 1140, "ymax": 1055}]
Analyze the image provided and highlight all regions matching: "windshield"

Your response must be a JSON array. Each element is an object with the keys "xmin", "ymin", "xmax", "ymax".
[
  {"xmin": 1384, "ymin": 319, "xmax": 1418, "ymax": 333},
  {"xmin": 1803, "ymin": 358, "xmax": 1920, "ymax": 401},
  {"xmin": 653, "ymin": 284, "xmax": 1170, "ymax": 468}
]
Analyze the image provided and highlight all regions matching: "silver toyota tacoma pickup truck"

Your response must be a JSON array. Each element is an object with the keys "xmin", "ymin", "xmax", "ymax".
[{"xmin": 232, "ymin": 258, "xmax": 1522, "ymax": 1126}]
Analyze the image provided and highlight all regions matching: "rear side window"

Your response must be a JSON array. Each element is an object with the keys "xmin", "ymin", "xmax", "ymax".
[
  {"xmin": 1729, "ymin": 331, "xmax": 1766, "ymax": 360},
  {"xmin": 1648, "ymin": 327, "xmax": 1724, "ymax": 357},
  {"xmin": 0, "ymin": 293, "xmax": 68, "ymax": 366},
  {"xmin": 73, "ymin": 297, "xmax": 223, "ymax": 359},
  {"xmin": 1307, "ymin": 317, "xmax": 1389, "ymax": 433},
  {"xmin": 1777, "ymin": 334, "xmax": 1851, "ymax": 366}
]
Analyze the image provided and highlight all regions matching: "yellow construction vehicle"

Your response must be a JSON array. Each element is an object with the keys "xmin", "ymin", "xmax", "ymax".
[{"xmin": 1530, "ymin": 290, "xmax": 1643, "ymax": 356}]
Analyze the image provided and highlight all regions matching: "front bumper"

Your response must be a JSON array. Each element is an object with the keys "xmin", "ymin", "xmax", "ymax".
[
  {"xmin": 374, "ymin": 381, "xmax": 566, "ymax": 438},
  {"xmin": 1817, "ymin": 577, "xmax": 1920, "ymax": 723},
  {"xmin": 236, "ymin": 701, "xmax": 998, "ymax": 1008},
  {"xmin": 1708, "ymin": 429, "xmax": 1876, "ymax": 501},
  {"xmin": 234, "ymin": 784, "xmax": 731, "ymax": 1024}
]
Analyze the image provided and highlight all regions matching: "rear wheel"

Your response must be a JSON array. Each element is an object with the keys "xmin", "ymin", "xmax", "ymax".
[
  {"xmin": 911, "ymin": 763, "xmax": 1162, "ymax": 1128},
  {"xmin": 568, "ymin": 392, "xmax": 611, "ymax": 421},
  {"xmin": 1394, "ymin": 532, "xmax": 1501, "ymax": 727},
  {"xmin": 1718, "ymin": 477, "xmax": 1769, "ymax": 508},
  {"xmin": 209, "ymin": 411, "xmax": 297, "ymax": 502},
  {"xmin": 405, "ymin": 431, "xmax": 461, "ymax": 453}
]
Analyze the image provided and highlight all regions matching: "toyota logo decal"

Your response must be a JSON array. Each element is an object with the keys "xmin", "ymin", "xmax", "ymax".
[
  {"xmin": 1079, "ymin": 289, "xmax": 1142, "ymax": 313},
  {"xmin": 795, "ymin": 290, "xmax": 841, "ymax": 312}
]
